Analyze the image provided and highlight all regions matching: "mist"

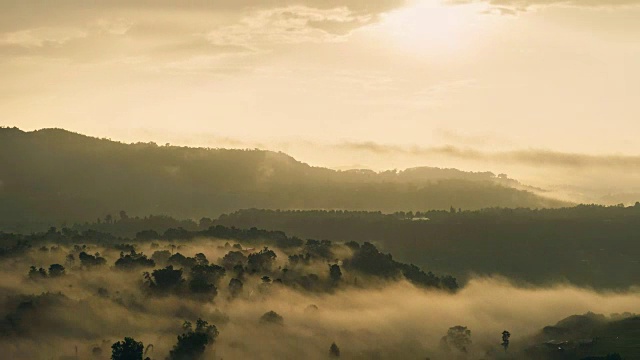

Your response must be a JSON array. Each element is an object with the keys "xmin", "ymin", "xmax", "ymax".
[
  {"xmin": 2, "ymin": 0, "xmax": 640, "ymax": 358},
  {"xmin": 2, "ymin": 238, "xmax": 639, "ymax": 360},
  {"xmin": 319, "ymin": 141, "xmax": 640, "ymax": 205}
]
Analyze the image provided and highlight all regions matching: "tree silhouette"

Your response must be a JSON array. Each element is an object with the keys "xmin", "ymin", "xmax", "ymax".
[
  {"xmin": 260, "ymin": 310, "xmax": 284, "ymax": 325},
  {"xmin": 28, "ymin": 266, "xmax": 47, "ymax": 279},
  {"xmin": 330, "ymin": 342, "xmax": 340, "ymax": 357},
  {"xmin": 221, "ymin": 250, "xmax": 247, "ymax": 269},
  {"xmin": 305, "ymin": 239, "xmax": 333, "ymax": 259},
  {"xmin": 247, "ymin": 247, "xmax": 277, "ymax": 272},
  {"xmin": 168, "ymin": 319, "xmax": 219, "ymax": 360},
  {"xmin": 115, "ymin": 250, "xmax": 155, "ymax": 270},
  {"xmin": 228, "ymin": 278, "xmax": 243, "ymax": 298},
  {"xmin": 194, "ymin": 253, "xmax": 208, "ymax": 265},
  {"xmin": 168, "ymin": 253, "xmax": 197, "ymax": 268},
  {"xmin": 148, "ymin": 265, "xmax": 184, "ymax": 292},
  {"xmin": 198, "ymin": 217, "xmax": 213, "ymax": 229},
  {"xmin": 79, "ymin": 251, "xmax": 107, "ymax": 267},
  {"xmin": 329, "ymin": 264, "xmax": 342, "ymax": 283},
  {"xmin": 136, "ymin": 230, "xmax": 160, "ymax": 241},
  {"xmin": 151, "ymin": 250, "xmax": 172, "ymax": 264},
  {"xmin": 501, "ymin": 330, "xmax": 511, "ymax": 351},
  {"xmin": 441, "ymin": 325, "xmax": 472, "ymax": 353},
  {"xmin": 111, "ymin": 337, "xmax": 143, "ymax": 360},
  {"xmin": 65, "ymin": 253, "xmax": 75, "ymax": 265},
  {"xmin": 48, "ymin": 264, "xmax": 65, "ymax": 277},
  {"xmin": 188, "ymin": 263, "xmax": 225, "ymax": 297}
]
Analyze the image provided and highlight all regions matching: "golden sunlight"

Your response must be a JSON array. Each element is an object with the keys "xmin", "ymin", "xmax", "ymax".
[{"xmin": 376, "ymin": 0, "xmax": 493, "ymax": 55}]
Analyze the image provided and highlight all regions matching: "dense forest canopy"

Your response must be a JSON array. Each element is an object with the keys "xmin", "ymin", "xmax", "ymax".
[
  {"xmin": 214, "ymin": 205, "xmax": 640, "ymax": 289},
  {"xmin": 0, "ymin": 223, "xmax": 638, "ymax": 359},
  {"xmin": 4, "ymin": 203, "xmax": 640, "ymax": 290},
  {"xmin": 0, "ymin": 224, "xmax": 464, "ymax": 359},
  {"xmin": 0, "ymin": 127, "xmax": 567, "ymax": 230}
]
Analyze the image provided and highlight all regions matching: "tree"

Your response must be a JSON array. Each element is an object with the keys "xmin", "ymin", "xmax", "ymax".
[
  {"xmin": 149, "ymin": 265, "xmax": 184, "ymax": 292},
  {"xmin": 190, "ymin": 264, "xmax": 225, "ymax": 286},
  {"xmin": 136, "ymin": 230, "xmax": 160, "ymax": 241},
  {"xmin": 198, "ymin": 217, "xmax": 213, "ymax": 229},
  {"xmin": 329, "ymin": 264, "xmax": 342, "ymax": 283},
  {"xmin": 441, "ymin": 326, "xmax": 471, "ymax": 353},
  {"xmin": 221, "ymin": 250, "xmax": 247, "ymax": 269},
  {"xmin": 111, "ymin": 337, "xmax": 143, "ymax": 360},
  {"xmin": 115, "ymin": 251, "xmax": 155, "ymax": 270},
  {"xmin": 65, "ymin": 253, "xmax": 75, "ymax": 265},
  {"xmin": 194, "ymin": 253, "xmax": 208, "ymax": 265},
  {"xmin": 79, "ymin": 251, "xmax": 107, "ymax": 267},
  {"xmin": 501, "ymin": 330, "xmax": 511, "ymax": 351},
  {"xmin": 232, "ymin": 264, "xmax": 245, "ymax": 280},
  {"xmin": 439, "ymin": 275, "xmax": 459, "ymax": 291},
  {"xmin": 188, "ymin": 264, "xmax": 225, "ymax": 298},
  {"xmin": 330, "ymin": 342, "xmax": 340, "ymax": 357},
  {"xmin": 28, "ymin": 266, "xmax": 47, "ymax": 279},
  {"xmin": 228, "ymin": 278, "xmax": 243, "ymax": 298},
  {"xmin": 247, "ymin": 247, "xmax": 277, "ymax": 272},
  {"xmin": 48, "ymin": 264, "xmax": 65, "ymax": 277},
  {"xmin": 347, "ymin": 242, "xmax": 397, "ymax": 278},
  {"xmin": 168, "ymin": 253, "xmax": 197, "ymax": 268},
  {"xmin": 260, "ymin": 310, "xmax": 284, "ymax": 325},
  {"xmin": 305, "ymin": 239, "xmax": 333, "ymax": 259},
  {"xmin": 168, "ymin": 319, "xmax": 219, "ymax": 360},
  {"xmin": 151, "ymin": 250, "xmax": 171, "ymax": 264}
]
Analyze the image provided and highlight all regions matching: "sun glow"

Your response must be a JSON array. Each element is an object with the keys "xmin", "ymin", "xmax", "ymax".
[{"xmin": 375, "ymin": 0, "xmax": 494, "ymax": 56}]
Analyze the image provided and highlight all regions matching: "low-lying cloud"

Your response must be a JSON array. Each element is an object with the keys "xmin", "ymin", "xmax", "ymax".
[
  {"xmin": 338, "ymin": 141, "xmax": 640, "ymax": 170},
  {"xmin": 2, "ymin": 239, "xmax": 640, "ymax": 359}
]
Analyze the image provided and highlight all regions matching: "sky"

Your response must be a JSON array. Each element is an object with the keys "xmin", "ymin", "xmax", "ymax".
[{"xmin": 1, "ymin": 0, "xmax": 640, "ymax": 197}]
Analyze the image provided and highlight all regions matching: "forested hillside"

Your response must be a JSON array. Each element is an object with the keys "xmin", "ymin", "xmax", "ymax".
[
  {"xmin": 7, "ymin": 204, "xmax": 639, "ymax": 290},
  {"xmin": 215, "ymin": 206, "xmax": 640, "ymax": 289},
  {"xmin": 0, "ymin": 127, "xmax": 566, "ymax": 228}
]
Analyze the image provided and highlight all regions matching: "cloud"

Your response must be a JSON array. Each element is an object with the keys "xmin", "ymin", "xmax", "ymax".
[
  {"xmin": 0, "ymin": 27, "xmax": 87, "ymax": 48},
  {"xmin": 337, "ymin": 141, "xmax": 640, "ymax": 170},
  {"xmin": 94, "ymin": 18, "xmax": 132, "ymax": 36},
  {"xmin": 450, "ymin": 0, "xmax": 640, "ymax": 13},
  {"xmin": 480, "ymin": 6, "xmax": 519, "ymax": 15},
  {"xmin": 435, "ymin": 129, "xmax": 516, "ymax": 148},
  {"xmin": 0, "ymin": 0, "xmax": 405, "ymax": 69},
  {"xmin": 206, "ymin": 6, "xmax": 372, "ymax": 50}
]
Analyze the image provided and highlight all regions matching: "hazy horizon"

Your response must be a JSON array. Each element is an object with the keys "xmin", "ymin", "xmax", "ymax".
[
  {"xmin": 2, "ymin": 0, "xmax": 639, "ymax": 163},
  {"xmin": 3, "ymin": 0, "xmax": 639, "ymax": 204},
  {"xmin": 7, "ymin": 125, "xmax": 640, "ymax": 205},
  {"xmin": 2, "ymin": 1, "xmax": 640, "ymax": 359}
]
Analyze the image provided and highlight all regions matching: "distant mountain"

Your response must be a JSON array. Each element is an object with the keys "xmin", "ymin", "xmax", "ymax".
[
  {"xmin": 0, "ymin": 127, "xmax": 567, "ymax": 227},
  {"xmin": 526, "ymin": 312, "xmax": 637, "ymax": 359}
]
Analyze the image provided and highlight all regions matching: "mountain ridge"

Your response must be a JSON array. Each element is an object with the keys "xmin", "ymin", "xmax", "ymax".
[{"xmin": 0, "ymin": 127, "xmax": 568, "ymax": 228}]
